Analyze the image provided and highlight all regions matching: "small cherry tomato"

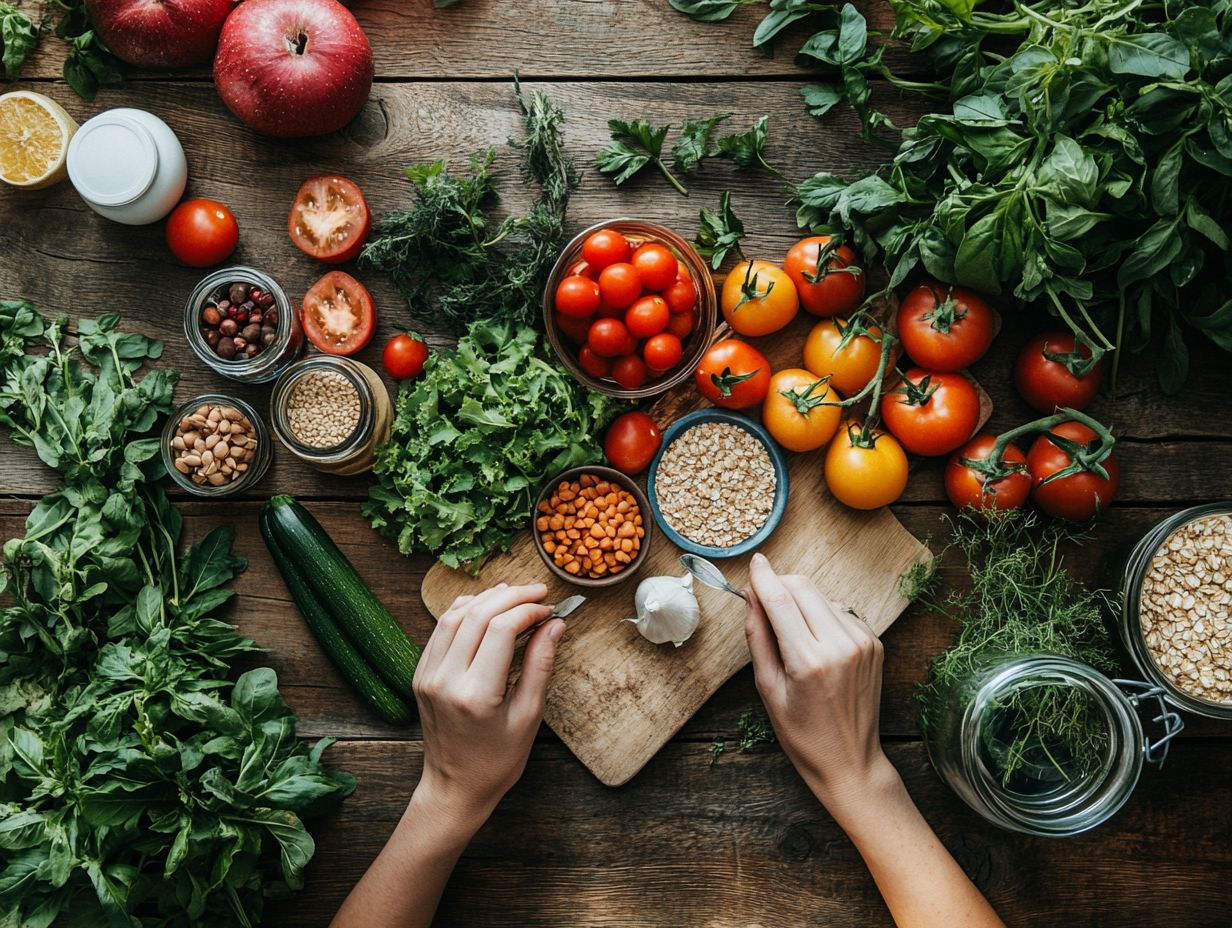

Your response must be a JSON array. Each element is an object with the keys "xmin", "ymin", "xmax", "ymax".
[
  {"xmin": 1014, "ymin": 331, "xmax": 1104, "ymax": 413},
  {"xmin": 643, "ymin": 333, "xmax": 683, "ymax": 372},
  {"xmin": 676, "ymin": 260, "xmax": 692, "ymax": 281},
  {"xmin": 382, "ymin": 333, "xmax": 428, "ymax": 380},
  {"xmin": 612, "ymin": 354, "xmax": 649, "ymax": 389},
  {"xmin": 802, "ymin": 317, "xmax": 884, "ymax": 397},
  {"xmin": 588, "ymin": 317, "xmax": 636, "ymax": 358},
  {"xmin": 287, "ymin": 175, "xmax": 370, "ymax": 264},
  {"xmin": 598, "ymin": 263, "xmax": 643, "ymax": 310},
  {"xmin": 666, "ymin": 307, "xmax": 696, "ymax": 340},
  {"xmin": 166, "ymin": 198, "xmax": 239, "ymax": 267},
  {"xmin": 577, "ymin": 345, "xmax": 611, "ymax": 379},
  {"xmin": 897, "ymin": 282, "xmax": 996, "ymax": 372},
  {"xmin": 569, "ymin": 259, "xmax": 599, "ymax": 280},
  {"xmin": 945, "ymin": 434, "xmax": 1031, "ymax": 512},
  {"xmin": 721, "ymin": 259, "xmax": 799, "ymax": 337},
  {"xmin": 625, "ymin": 295, "xmax": 670, "ymax": 338},
  {"xmin": 824, "ymin": 422, "xmax": 909, "ymax": 510},
  {"xmin": 555, "ymin": 274, "xmax": 602, "ymax": 319},
  {"xmin": 695, "ymin": 339, "xmax": 772, "ymax": 409},
  {"xmin": 554, "ymin": 312, "xmax": 592, "ymax": 345},
  {"xmin": 632, "ymin": 243, "xmax": 679, "ymax": 291},
  {"xmin": 582, "ymin": 228, "xmax": 632, "ymax": 270},
  {"xmin": 880, "ymin": 369, "xmax": 981, "ymax": 457},
  {"xmin": 783, "ymin": 235, "xmax": 865, "ymax": 317},
  {"xmin": 1027, "ymin": 421, "xmax": 1120, "ymax": 521},
  {"xmin": 762, "ymin": 369, "xmax": 842, "ymax": 452},
  {"xmin": 301, "ymin": 271, "xmax": 375, "ymax": 355},
  {"xmin": 664, "ymin": 277, "xmax": 697, "ymax": 314},
  {"xmin": 604, "ymin": 411, "xmax": 662, "ymax": 475}
]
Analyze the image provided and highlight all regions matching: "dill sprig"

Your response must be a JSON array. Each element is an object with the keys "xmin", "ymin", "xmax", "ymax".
[
  {"xmin": 910, "ymin": 509, "xmax": 1117, "ymax": 787},
  {"xmin": 360, "ymin": 79, "xmax": 579, "ymax": 332}
]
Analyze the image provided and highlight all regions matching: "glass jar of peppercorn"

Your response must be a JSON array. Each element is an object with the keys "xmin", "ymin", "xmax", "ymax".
[{"xmin": 183, "ymin": 266, "xmax": 304, "ymax": 383}]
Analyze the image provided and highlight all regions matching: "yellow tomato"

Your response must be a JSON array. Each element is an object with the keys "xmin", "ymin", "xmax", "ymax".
[
  {"xmin": 721, "ymin": 259, "xmax": 799, "ymax": 337},
  {"xmin": 802, "ymin": 317, "xmax": 884, "ymax": 397},
  {"xmin": 823, "ymin": 421, "xmax": 909, "ymax": 510},
  {"xmin": 762, "ymin": 369, "xmax": 842, "ymax": 452}
]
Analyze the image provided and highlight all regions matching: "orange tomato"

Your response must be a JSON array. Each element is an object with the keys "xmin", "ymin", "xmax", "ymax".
[
  {"xmin": 823, "ymin": 421, "xmax": 909, "ymax": 509},
  {"xmin": 762, "ymin": 369, "xmax": 842, "ymax": 452},
  {"xmin": 802, "ymin": 317, "xmax": 884, "ymax": 396},
  {"xmin": 721, "ymin": 260, "xmax": 799, "ymax": 337}
]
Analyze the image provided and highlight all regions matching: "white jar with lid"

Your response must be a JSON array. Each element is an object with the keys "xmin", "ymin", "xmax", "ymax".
[{"xmin": 66, "ymin": 108, "xmax": 187, "ymax": 225}]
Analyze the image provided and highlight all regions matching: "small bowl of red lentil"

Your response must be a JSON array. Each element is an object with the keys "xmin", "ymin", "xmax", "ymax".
[{"xmin": 532, "ymin": 466, "xmax": 652, "ymax": 588}]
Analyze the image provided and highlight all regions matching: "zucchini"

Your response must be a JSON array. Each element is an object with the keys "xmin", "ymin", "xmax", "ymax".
[
  {"xmin": 263, "ymin": 495, "xmax": 421, "ymax": 699},
  {"xmin": 260, "ymin": 507, "xmax": 414, "ymax": 724}
]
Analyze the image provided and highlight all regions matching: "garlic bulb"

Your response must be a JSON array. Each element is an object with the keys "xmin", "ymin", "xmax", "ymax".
[{"xmin": 626, "ymin": 573, "xmax": 700, "ymax": 647}]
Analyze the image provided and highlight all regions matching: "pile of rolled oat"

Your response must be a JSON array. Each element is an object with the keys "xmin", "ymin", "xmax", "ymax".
[{"xmin": 1138, "ymin": 513, "xmax": 1232, "ymax": 704}]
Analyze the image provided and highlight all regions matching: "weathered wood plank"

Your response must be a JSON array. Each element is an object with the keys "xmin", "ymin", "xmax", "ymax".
[{"xmin": 264, "ymin": 737, "xmax": 1232, "ymax": 927}]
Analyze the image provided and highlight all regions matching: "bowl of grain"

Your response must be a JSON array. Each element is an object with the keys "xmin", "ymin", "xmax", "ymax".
[
  {"xmin": 646, "ymin": 409, "xmax": 789, "ymax": 559},
  {"xmin": 533, "ymin": 466, "xmax": 652, "ymax": 588},
  {"xmin": 1119, "ymin": 502, "xmax": 1232, "ymax": 719}
]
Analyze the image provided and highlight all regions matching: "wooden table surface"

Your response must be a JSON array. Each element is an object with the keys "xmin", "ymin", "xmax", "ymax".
[{"xmin": 3, "ymin": 2, "xmax": 1231, "ymax": 925}]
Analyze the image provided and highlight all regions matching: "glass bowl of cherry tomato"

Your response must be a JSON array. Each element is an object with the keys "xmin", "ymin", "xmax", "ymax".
[{"xmin": 543, "ymin": 219, "xmax": 718, "ymax": 399}]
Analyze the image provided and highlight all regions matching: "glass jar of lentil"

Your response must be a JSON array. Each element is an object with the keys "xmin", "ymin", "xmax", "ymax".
[
  {"xmin": 183, "ymin": 266, "xmax": 304, "ymax": 383},
  {"xmin": 160, "ymin": 394, "xmax": 272, "ymax": 497},
  {"xmin": 270, "ymin": 356, "xmax": 392, "ymax": 475}
]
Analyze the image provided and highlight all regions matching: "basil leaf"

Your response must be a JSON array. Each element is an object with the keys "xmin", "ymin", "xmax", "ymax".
[
  {"xmin": 1106, "ymin": 32, "xmax": 1191, "ymax": 79},
  {"xmin": 0, "ymin": 6, "xmax": 39, "ymax": 80},
  {"xmin": 669, "ymin": 0, "xmax": 747, "ymax": 22},
  {"xmin": 801, "ymin": 81, "xmax": 843, "ymax": 117},
  {"xmin": 1157, "ymin": 311, "xmax": 1189, "ymax": 394}
]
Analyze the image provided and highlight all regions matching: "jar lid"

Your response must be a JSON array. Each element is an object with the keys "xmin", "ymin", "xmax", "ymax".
[{"xmin": 67, "ymin": 111, "xmax": 158, "ymax": 207}]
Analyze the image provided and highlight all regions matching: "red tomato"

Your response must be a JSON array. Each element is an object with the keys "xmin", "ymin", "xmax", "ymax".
[
  {"xmin": 632, "ymin": 243, "xmax": 679, "ymax": 291},
  {"xmin": 382, "ymin": 334, "xmax": 428, "ymax": 380},
  {"xmin": 644, "ymin": 333, "xmax": 683, "ymax": 372},
  {"xmin": 897, "ymin": 282, "xmax": 996, "ymax": 372},
  {"xmin": 166, "ymin": 198, "xmax": 239, "ymax": 268},
  {"xmin": 666, "ymin": 307, "xmax": 695, "ymax": 340},
  {"xmin": 582, "ymin": 228, "xmax": 632, "ymax": 270},
  {"xmin": 676, "ymin": 260, "xmax": 692, "ymax": 281},
  {"xmin": 880, "ymin": 369, "xmax": 981, "ymax": 457},
  {"xmin": 588, "ymin": 318, "xmax": 636, "ymax": 358},
  {"xmin": 569, "ymin": 259, "xmax": 599, "ymax": 280},
  {"xmin": 555, "ymin": 275, "xmax": 601, "ymax": 319},
  {"xmin": 1027, "ymin": 421, "xmax": 1120, "ymax": 521},
  {"xmin": 288, "ymin": 176, "xmax": 370, "ymax": 264},
  {"xmin": 612, "ymin": 355, "xmax": 648, "ymax": 389},
  {"xmin": 625, "ymin": 296, "xmax": 670, "ymax": 338},
  {"xmin": 695, "ymin": 340, "xmax": 771, "ymax": 409},
  {"xmin": 944, "ymin": 434, "xmax": 1031, "ymax": 512},
  {"xmin": 598, "ymin": 263, "xmax": 643, "ymax": 310},
  {"xmin": 1014, "ymin": 331, "xmax": 1104, "ymax": 413},
  {"xmin": 577, "ymin": 345, "xmax": 611, "ymax": 379},
  {"xmin": 301, "ymin": 271, "xmax": 375, "ymax": 356},
  {"xmin": 554, "ymin": 312, "xmax": 592, "ymax": 345},
  {"xmin": 783, "ymin": 235, "xmax": 865, "ymax": 317},
  {"xmin": 604, "ymin": 411, "xmax": 662, "ymax": 475},
  {"xmin": 664, "ymin": 278, "xmax": 697, "ymax": 314}
]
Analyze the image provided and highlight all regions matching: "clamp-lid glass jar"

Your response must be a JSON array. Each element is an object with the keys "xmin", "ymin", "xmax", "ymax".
[
  {"xmin": 161, "ymin": 394, "xmax": 272, "ymax": 497},
  {"xmin": 184, "ymin": 267, "xmax": 303, "ymax": 383},
  {"xmin": 270, "ymin": 356, "xmax": 393, "ymax": 476},
  {"xmin": 924, "ymin": 653, "xmax": 1182, "ymax": 837}
]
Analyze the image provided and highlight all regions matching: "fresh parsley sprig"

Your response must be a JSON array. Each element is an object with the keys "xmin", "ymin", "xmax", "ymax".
[{"xmin": 695, "ymin": 191, "xmax": 747, "ymax": 270}]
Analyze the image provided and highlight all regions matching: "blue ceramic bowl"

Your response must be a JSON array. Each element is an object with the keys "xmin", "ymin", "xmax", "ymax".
[{"xmin": 646, "ymin": 409, "xmax": 789, "ymax": 559}]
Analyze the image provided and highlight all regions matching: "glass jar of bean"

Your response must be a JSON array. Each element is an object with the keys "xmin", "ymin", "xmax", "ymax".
[
  {"xmin": 161, "ymin": 395, "xmax": 272, "ymax": 497},
  {"xmin": 270, "ymin": 355, "xmax": 393, "ymax": 475}
]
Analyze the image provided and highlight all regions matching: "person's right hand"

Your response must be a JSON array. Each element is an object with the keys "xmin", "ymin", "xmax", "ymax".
[{"xmin": 744, "ymin": 552, "xmax": 897, "ymax": 813}]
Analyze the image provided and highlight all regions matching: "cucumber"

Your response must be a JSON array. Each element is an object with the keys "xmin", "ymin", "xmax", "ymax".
[
  {"xmin": 260, "ymin": 507, "xmax": 414, "ymax": 724},
  {"xmin": 262, "ymin": 495, "xmax": 421, "ymax": 701}
]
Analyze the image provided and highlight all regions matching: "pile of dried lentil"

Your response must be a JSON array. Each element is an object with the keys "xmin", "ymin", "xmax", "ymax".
[{"xmin": 286, "ymin": 370, "xmax": 361, "ymax": 449}]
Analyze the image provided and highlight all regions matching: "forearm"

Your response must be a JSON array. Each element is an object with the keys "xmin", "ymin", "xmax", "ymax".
[
  {"xmin": 331, "ymin": 786, "xmax": 485, "ymax": 928},
  {"xmin": 814, "ymin": 760, "xmax": 1004, "ymax": 928}
]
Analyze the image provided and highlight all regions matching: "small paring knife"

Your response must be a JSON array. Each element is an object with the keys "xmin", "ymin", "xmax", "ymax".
[{"xmin": 516, "ymin": 594, "xmax": 587, "ymax": 646}]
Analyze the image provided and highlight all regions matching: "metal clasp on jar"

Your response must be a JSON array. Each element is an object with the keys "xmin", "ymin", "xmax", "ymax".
[{"xmin": 1114, "ymin": 679, "xmax": 1185, "ymax": 766}]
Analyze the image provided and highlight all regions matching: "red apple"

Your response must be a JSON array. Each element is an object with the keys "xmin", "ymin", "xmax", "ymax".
[
  {"xmin": 85, "ymin": 0, "xmax": 235, "ymax": 68},
  {"xmin": 213, "ymin": 0, "xmax": 374, "ymax": 138}
]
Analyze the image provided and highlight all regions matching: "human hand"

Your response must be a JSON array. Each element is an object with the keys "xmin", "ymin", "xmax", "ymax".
[
  {"xmin": 411, "ymin": 583, "xmax": 564, "ymax": 831},
  {"xmin": 744, "ymin": 553, "xmax": 897, "ymax": 815}
]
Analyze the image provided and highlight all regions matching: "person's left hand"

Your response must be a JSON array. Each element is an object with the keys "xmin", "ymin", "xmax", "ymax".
[{"xmin": 411, "ymin": 583, "xmax": 565, "ymax": 829}]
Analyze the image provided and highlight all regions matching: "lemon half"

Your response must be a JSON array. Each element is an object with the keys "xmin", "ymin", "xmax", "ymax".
[{"xmin": 0, "ymin": 91, "xmax": 78, "ymax": 189}]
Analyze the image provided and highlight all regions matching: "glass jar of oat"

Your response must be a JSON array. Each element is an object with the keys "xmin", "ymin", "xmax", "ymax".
[{"xmin": 270, "ymin": 356, "xmax": 392, "ymax": 476}]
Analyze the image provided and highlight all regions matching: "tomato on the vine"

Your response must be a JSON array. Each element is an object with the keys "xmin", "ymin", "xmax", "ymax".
[
  {"xmin": 167, "ymin": 198, "xmax": 239, "ymax": 267},
  {"xmin": 604, "ymin": 411, "xmax": 662, "ymax": 475},
  {"xmin": 1027, "ymin": 421, "xmax": 1120, "ymax": 521},
  {"xmin": 588, "ymin": 317, "xmax": 636, "ymax": 358},
  {"xmin": 582, "ymin": 228, "xmax": 632, "ymax": 270},
  {"xmin": 555, "ymin": 274, "xmax": 601, "ymax": 319},
  {"xmin": 1014, "ymin": 331, "xmax": 1104, "ymax": 413},
  {"xmin": 598, "ymin": 263, "xmax": 642, "ymax": 310},
  {"xmin": 695, "ymin": 339, "xmax": 771, "ymax": 409},
  {"xmin": 944, "ymin": 434, "xmax": 1031, "ymax": 512},
  {"xmin": 721, "ymin": 260, "xmax": 799, "ymax": 337},
  {"xmin": 823, "ymin": 422, "xmax": 909, "ymax": 510},
  {"xmin": 625, "ymin": 295, "xmax": 670, "ymax": 338},
  {"xmin": 611, "ymin": 355, "xmax": 648, "ymax": 389},
  {"xmin": 762, "ymin": 369, "xmax": 841, "ymax": 452},
  {"xmin": 783, "ymin": 235, "xmax": 865, "ymax": 317},
  {"xmin": 802, "ymin": 316, "xmax": 884, "ymax": 397},
  {"xmin": 880, "ymin": 369, "xmax": 980, "ymax": 457},
  {"xmin": 897, "ymin": 282, "xmax": 996, "ymax": 372},
  {"xmin": 631, "ymin": 243, "xmax": 679, "ymax": 291},
  {"xmin": 643, "ymin": 333, "xmax": 683, "ymax": 372},
  {"xmin": 382, "ymin": 334, "xmax": 428, "ymax": 380}
]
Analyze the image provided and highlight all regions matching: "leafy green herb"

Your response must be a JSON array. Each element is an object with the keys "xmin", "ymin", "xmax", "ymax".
[
  {"xmin": 672, "ymin": 113, "xmax": 731, "ymax": 173},
  {"xmin": 695, "ymin": 191, "xmax": 747, "ymax": 269},
  {"xmin": 595, "ymin": 118, "xmax": 686, "ymax": 194},
  {"xmin": 706, "ymin": 710, "xmax": 778, "ymax": 765},
  {"xmin": 51, "ymin": 0, "xmax": 124, "ymax": 101},
  {"xmin": 669, "ymin": 0, "xmax": 757, "ymax": 23},
  {"xmin": 754, "ymin": 0, "xmax": 829, "ymax": 48},
  {"xmin": 715, "ymin": 115, "xmax": 781, "ymax": 175},
  {"xmin": 707, "ymin": 738, "xmax": 726, "ymax": 766},
  {"xmin": 911, "ymin": 510, "xmax": 1116, "ymax": 787},
  {"xmin": 0, "ymin": 3, "xmax": 39, "ymax": 80},
  {"xmin": 361, "ymin": 79, "xmax": 578, "ymax": 332},
  {"xmin": 365, "ymin": 320, "xmax": 625, "ymax": 572},
  {"xmin": 0, "ymin": 303, "xmax": 352, "ymax": 926}
]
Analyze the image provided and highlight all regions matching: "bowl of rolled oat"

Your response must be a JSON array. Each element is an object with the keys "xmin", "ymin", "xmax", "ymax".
[
  {"xmin": 646, "ymin": 409, "xmax": 789, "ymax": 559},
  {"xmin": 1119, "ymin": 502, "xmax": 1232, "ymax": 719}
]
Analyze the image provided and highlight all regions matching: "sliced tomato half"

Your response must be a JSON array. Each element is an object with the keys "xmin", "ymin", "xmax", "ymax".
[
  {"xmin": 301, "ymin": 271, "xmax": 376, "ymax": 355},
  {"xmin": 288, "ymin": 175, "xmax": 371, "ymax": 264}
]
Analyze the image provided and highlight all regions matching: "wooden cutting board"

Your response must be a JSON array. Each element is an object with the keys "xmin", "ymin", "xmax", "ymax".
[{"xmin": 421, "ymin": 312, "xmax": 954, "ymax": 786}]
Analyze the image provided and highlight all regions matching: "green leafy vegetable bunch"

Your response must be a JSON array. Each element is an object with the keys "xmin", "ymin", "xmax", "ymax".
[
  {"xmin": 365, "ymin": 319, "xmax": 625, "ymax": 572},
  {"xmin": 0, "ymin": 3, "xmax": 38, "ymax": 80},
  {"xmin": 0, "ymin": 302, "xmax": 353, "ymax": 927}
]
